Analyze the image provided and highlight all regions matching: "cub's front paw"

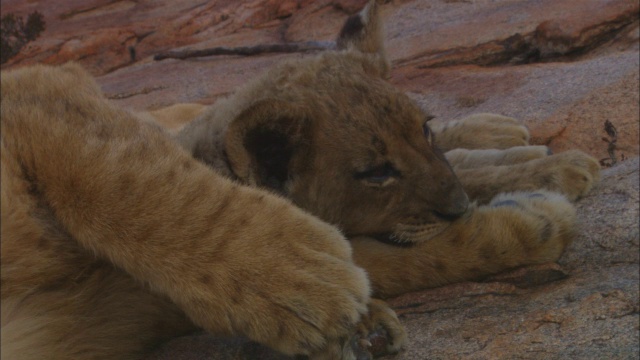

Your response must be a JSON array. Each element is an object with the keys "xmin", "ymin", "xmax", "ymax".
[
  {"xmin": 311, "ymin": 299, "xmax": 406, "ymax": 360},
  {"xmin": 356, "ymin": 299, "xmax": 406, "ymax": 357},
  {"xmin": 433, "ymin": 113, "xmax": 530, "ymax": 151},
  {"xmin": 529, "ymin": 150, "xmax": 601, "ymax": 201},
  {"xmin": 487, "ymin": 191, "xmax": 576, "ymax": 264}
]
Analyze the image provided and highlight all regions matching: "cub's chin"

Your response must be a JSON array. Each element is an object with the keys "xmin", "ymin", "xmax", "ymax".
[
  {"xmin": 362, "ymin": 219, "xmax": 457, "ymax": 247},
  {"xmin": 347, "ymin": 207, "xmax": 471, "ymax": 247}
]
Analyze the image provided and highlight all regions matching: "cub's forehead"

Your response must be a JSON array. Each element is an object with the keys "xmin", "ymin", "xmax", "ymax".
[
  {"xmin": 268, "ymin": 52, "xmax": 429, "ymax": 137},
  {"xmin": 315, "ymin": 92, "xmax": 429, "ymax": 163},
  {"xmin": 321, "ymin": 83, "xmax": 428, "ymax": 136}
]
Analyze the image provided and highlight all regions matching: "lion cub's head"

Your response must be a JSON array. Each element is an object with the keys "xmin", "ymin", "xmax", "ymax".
[{"xmin": 177, "ymin": 0, "xmax": 468, "ymax": 245}]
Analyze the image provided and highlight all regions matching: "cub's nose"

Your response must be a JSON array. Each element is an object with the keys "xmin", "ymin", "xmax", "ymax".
[{"xmin": 435, "ymin": 189, "xmax": 469, "ymax": 221}]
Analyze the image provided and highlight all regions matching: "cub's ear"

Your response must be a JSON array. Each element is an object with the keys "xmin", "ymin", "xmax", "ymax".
[
  {"xmin": 336, "ymin": 0, "xmax": 390, "ymax": 77},
  {"xmin": 224, "ymin": 99, "xmax": 311, "ymax": 193}
]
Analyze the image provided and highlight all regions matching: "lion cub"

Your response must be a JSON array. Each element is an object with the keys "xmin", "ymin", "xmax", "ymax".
[{"xmin": 171, "ymin": 0, "xmax": 599, "ymax": 298}]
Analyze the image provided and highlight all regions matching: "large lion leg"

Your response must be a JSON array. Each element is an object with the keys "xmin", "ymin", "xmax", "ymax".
[
  {"xmin": 1, "ymin": 134, "xmax": 195, "ymax": 360},
  {"xmin": 2, "ymin": 64, "xmax": 370, "ymax": 358},
  {"xmin": 352, "ymin": 191, "xmax": 576, "ymax": 299},
  {"xmin": 1, "ymin": 268, "xmax": 196, "ymax": 360}
]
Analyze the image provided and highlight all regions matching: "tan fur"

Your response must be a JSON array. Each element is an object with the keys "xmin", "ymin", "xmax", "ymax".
[
  {"xmin": 445, "ymin": 145, "xmax": 551, "ymax": 169},
  {"xmin": 2, "ymin": 63, "xmax": 374, "ymax": 359},
  {"xmin": 1, "ymin": 1, "xmax": 600, "ymax": 359},
  {"xmin": 143, "ymin": 103, "xmax": 207, "ymax": 133},
  {"xmin": 431, "ymin": 113, "xmax": 532, "ymax": 152}
]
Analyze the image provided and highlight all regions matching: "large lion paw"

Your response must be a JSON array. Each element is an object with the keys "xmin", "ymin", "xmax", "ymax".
[
  {"xmin": 174, "ymin": 205, "xmax": 373, "ymax": 359},
  {"xmin": 433, "ymin": 113, "xmax": 530, "ymax": 151},
  {"xmin": 486, "ymin": 190, "xmax": 577, "ymax": 264},
  {"xmin": 311, "ymin": 299, "xmax": 407, "ymax": 360}
]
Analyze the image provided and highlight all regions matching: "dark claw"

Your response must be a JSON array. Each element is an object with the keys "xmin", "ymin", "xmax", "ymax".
[{"xmin": 349, "ymin": 335, "xmax": 372, "ymax": 360}]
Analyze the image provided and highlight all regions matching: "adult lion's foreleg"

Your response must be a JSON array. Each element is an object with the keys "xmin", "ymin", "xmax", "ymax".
[
  {"xmin": 1, "ymin": 64, "xmax": 371, "ymax": 359},
  {"xmin": 1, "ymin": 268, "xmax": 196, "ymax": 360},
  {"xmin": 351, "ymin": 191, "xmax": 576, "ymax": 299}
]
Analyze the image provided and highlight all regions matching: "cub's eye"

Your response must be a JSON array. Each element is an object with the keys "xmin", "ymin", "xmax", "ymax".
[{"xmin": 354, "ymin": 163, "xmax": 400, "ymax": 185}]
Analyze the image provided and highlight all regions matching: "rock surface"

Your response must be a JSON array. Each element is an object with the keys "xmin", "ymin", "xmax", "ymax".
[
  {"xmin": 2, "ymin": 0, "xmax": 638, "ymax": 359},
  {"xmin": 3, "ymin": 0, "xmax": 637, "ymax": 163}
]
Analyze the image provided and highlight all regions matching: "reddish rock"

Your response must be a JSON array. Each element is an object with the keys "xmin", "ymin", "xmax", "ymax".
[
  {"xmin": 332, "ymin": 0, "xmax": 370, "ymax": 14},
  {"xmin": 276, "ymin": 0, "xmax": 299, "ymax": 19},
  {"xmin": 6, "ymin": 0, "xmax": 636, "ymax": 161},
  {"xmin": 398, "ymin": 49, "xmax": 640, "ymax": 162}
]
